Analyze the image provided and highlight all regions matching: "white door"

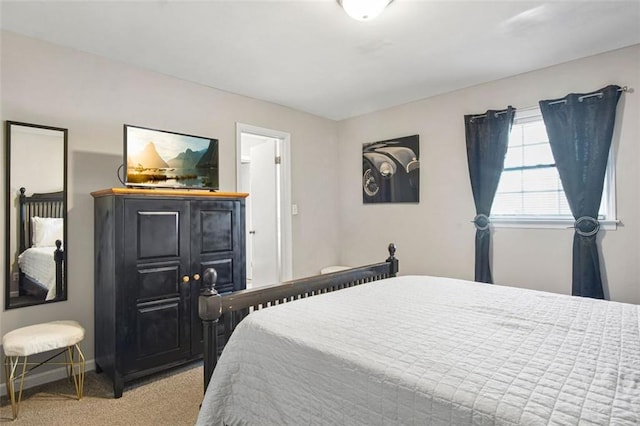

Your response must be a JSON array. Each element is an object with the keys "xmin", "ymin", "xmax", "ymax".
[
  {"xmin": 248, "ymin": 139, "xmax": 279, "ymax": 287},
  {"xmin": 237, "ymin": 123, "xmax": 293, "ymax": 289}
]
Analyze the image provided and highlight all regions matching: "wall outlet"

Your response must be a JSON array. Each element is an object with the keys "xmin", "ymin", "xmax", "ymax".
[
  {"xmin": 12, "ymin": 272, "xmax": 19, "ymax": 282},
  {"xmin": 292, "ymin": 204, "xmax": 299, "ymax": 215}
]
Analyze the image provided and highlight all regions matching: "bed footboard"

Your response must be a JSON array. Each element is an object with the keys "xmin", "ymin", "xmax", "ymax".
[
  {"xmin": 54, "ymin": 239, "xmax": 64, "ymax": 299},
  {"xmin": 198, "ymin": 243, "xmax": 399, "ymax": 391}
]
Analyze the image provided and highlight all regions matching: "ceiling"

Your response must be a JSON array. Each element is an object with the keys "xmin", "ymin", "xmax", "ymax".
[{"xmin": 1, "ymin": 1, "xmax": 639, "ymax": 120}]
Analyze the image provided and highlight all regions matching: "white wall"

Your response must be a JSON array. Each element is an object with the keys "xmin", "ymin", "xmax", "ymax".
[
  {"xmin": 337, "ymin": 44, "xmax": 640, "ymax": 304},
  {"xmin": 0, "ymin": 31, "xmax": 343, "ymax": 369}
]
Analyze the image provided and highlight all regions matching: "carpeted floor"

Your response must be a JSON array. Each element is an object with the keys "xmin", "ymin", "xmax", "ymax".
[{"xmin": 0, "ymin": 362, "xmax": 203, "ymax": 425}]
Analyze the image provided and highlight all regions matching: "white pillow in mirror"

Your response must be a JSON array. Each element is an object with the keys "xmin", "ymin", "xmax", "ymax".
[{"xmin": 31, "ymin": 217, "xmax": 63, "ymax": 247}]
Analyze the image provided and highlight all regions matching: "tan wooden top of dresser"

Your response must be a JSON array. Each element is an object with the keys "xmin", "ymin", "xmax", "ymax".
[{"xmin": 91, "ymin": 187, "xmax": 249, "ymax": 199}]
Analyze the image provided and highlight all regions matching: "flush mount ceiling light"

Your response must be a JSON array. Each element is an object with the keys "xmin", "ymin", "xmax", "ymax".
[{"xmin": 338, "ymin": 0, "xmax": 394, "ymax": 21}]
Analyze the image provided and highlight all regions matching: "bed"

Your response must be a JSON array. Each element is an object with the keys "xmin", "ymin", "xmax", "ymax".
[
  {"xmin": 16, "ymin": 187, "xmax": 64, "ymax": 301},
  {"xmin": 196, "ymin": 244, "xmax": 640, "ymax": 425}
]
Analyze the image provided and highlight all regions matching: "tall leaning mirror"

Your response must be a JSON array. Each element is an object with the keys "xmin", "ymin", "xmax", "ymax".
[{"xmin": 5, "ymin": 121, "xmax": 68, "ymax": 309}]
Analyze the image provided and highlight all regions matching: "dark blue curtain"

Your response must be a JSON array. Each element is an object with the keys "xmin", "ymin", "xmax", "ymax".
[
  {"xmin": 464, "ymin": 107, "xmax": 515, "ymax": 283},
  {"xmin": 539, "ymin": 85, "xmax": 621, "ymax": 299}
]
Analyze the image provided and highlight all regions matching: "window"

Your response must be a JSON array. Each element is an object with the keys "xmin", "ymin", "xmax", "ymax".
[{"xmin": 491, "ymin": 107, "xmax": 617, "ymax": 229}]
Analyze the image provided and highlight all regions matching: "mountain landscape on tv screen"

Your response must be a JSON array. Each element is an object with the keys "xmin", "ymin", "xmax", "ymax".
[
  {"xmin": 167, "ymin": 148, "xmax": 207, "ymax": 169},
  {"xmin": 128, "ymin": 142, "xmax": 170, "ymax": 168},
  {"xmin": 128, "ymin": 141, "xmax": 219, "ymax": 169},
  {"xmin": 195, "ymin": 141, "xmax": 218, "ymax": 169},
  {"xmin": 126, "ymin": 140, "xmax": 219, "ymax": 189}
]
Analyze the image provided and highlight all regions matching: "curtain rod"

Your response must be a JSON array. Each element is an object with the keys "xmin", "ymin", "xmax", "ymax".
[
  {"xmin": 469, "ymin": 86, "xmax": 631, "ymax": 120},
  {"xmin": 468, "ymin": 109, "xmax": 511, "ymax": 121},
  {"xmin": 547, "ymin": 85, "xmax": 630, "ymax": 105}
]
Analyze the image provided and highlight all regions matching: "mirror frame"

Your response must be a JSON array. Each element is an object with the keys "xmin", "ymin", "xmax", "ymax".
[{"xmin": 4, "ymin": 121, "xmax": 68, "ymax": 309}]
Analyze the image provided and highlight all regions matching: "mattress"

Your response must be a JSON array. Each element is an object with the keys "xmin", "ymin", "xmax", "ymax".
[
  {"xmin": 196, "ymin": 275, "xmax": 640, "ymax": 425},
  {"xmin": 17, "ymin": 246, "xmax": 57, "ymax": 301}
]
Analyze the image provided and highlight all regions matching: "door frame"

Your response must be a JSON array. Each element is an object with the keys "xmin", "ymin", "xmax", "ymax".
[{"xmin": 235, "ymin": 123, "xmax": 293, "ymax": 283}]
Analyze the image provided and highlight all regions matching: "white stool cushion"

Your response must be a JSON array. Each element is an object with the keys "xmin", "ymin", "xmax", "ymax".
[
  {"xmin": 3, "ymin": 320, "xmax": 85, "ymax": 357},
  {"xmin": 320, "ymin": 265, "xmax": 351, "ymax": 274}
]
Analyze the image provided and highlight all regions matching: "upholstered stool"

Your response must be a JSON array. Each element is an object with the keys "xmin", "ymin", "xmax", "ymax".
[
  {"xmin": 3, "ymin": 320, "xmax": 85, "ymax": 420},
  {"xmin": 320, "ymin": 265, "xmax": 351, "ymax": 274}
]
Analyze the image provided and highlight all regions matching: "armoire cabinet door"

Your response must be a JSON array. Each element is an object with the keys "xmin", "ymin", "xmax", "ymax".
[
  {"xmin": 93, "ymin": 188, "xmax": 247, "ymax": 398},
  {"xmin": 189, "ymin": 199, "xmax": 245, "ymax": 354},
  {"xmin": 123, "ymin": 198, "xmax": 192, "ymax": 373}
]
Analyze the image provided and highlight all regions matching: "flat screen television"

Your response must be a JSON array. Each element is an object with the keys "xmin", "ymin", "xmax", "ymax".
[{"xmin": 124, "ymin": 124, "xmax": 219, "ymax": 190}]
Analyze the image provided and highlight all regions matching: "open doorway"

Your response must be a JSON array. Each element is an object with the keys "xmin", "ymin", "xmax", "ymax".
[{"xmin": 236, "ymin": 123, "xmax": 292, "ymax": 288}]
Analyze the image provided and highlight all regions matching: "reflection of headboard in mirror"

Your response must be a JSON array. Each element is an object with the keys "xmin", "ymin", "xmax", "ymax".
[{"xmin": 17, "ymin": 187, "xmax": 64, "ymax": 301}]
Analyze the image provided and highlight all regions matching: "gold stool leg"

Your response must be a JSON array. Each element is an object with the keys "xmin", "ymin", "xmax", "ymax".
[
  {"xmin": 66, "ymin": 344, "xmax": 85, "ymax": 400},
  {"xmin": 4, "ymin": 355, "xmax": 27, "ymax": 420},
  {"xmin": 77, "ymin": 345, "xmax": 85, "ymax": 400},
  {"xmin": 4, "ymin": 357, "xmax": 16, "ymax": 419}
]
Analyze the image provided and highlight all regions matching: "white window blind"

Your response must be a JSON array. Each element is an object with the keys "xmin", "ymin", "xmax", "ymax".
[{"xmin": 491, "ymin": 107, "xmax": 616, "ymax": 229}]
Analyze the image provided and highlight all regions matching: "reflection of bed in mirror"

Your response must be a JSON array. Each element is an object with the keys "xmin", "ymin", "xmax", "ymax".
[{"xmin": 17, "ymin": 187, "xmax": 64, "ymax": 301}]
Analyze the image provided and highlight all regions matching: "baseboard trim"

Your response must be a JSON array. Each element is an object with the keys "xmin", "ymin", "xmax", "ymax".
[{"xmin": 1, "ymin": 359, "xmax": 96, "ymax": 395}]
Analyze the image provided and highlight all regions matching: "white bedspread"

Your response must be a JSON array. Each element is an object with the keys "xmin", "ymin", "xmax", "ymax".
[
  {"xmin": 196, "ymin": 275, "xmax": 640, "ymax": 426},
  {"xmin": 17, "ymin": 246, "xmax": 57, "ymax": 301}
]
